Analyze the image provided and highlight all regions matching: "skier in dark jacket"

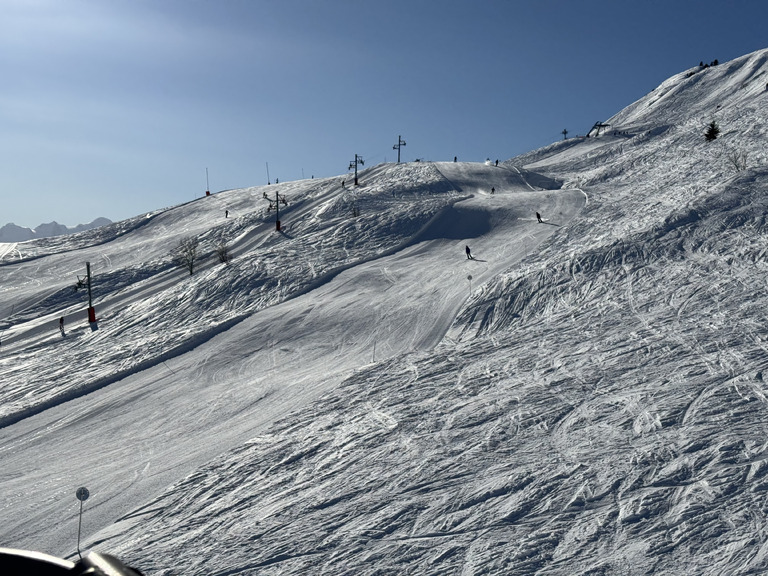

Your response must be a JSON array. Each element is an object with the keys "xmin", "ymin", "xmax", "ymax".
[
  {"xmin": 536, "ymin": 212, "xmax": 543, "ymax": 223},
  {"xmin": 465, "ymin": 245, "xmax": 472, "ymax": 259}
]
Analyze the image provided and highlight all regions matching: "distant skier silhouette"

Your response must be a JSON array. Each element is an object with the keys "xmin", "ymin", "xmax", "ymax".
[
  {"xmin": 491, "ymin": 187, "xmax": 495, "ymax": 194},
  {"xmin": 536, "ymin": 212, "xmax": 543, "ymax": 223},
  {"xmin": 466, "ymin": 245, "xmax": 473, "ymax": 259},
  {"xmin": 59, "ymin": 316, "xmax": 65, "ymax": 336}
]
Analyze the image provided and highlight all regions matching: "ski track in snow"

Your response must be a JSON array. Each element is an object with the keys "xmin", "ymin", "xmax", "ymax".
[{"xmin": 0, "ymin": 242, "xmax": 19, "ymax": 262}]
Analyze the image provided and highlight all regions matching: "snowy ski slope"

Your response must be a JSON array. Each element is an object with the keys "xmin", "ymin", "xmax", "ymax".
[{"xmin": 2, "ymin": 48, "xmax": 768, "ymax": 575}]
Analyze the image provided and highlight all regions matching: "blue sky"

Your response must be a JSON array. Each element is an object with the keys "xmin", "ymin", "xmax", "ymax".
[{"xmin": 2, "ymin": 0, "xmax": 767, "ymax": 228}]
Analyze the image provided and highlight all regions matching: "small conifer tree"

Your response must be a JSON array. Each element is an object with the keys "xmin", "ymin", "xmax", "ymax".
[{"xmin": 705, "ymin": 120, "xmax": 720, "ymax": 141}]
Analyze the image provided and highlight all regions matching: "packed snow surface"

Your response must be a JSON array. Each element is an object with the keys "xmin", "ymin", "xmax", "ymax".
[{"xmin": 2, "ymin": 48, "xmax": 768, "ymax": 575}]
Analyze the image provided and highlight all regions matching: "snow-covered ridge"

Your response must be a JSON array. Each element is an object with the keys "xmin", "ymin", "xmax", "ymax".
[{"xmin": 2, "ymin": 48, "xmax": 768, "ymax": 575}]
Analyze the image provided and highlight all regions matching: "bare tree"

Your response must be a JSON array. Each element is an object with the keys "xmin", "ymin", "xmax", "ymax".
[
  {"xmin": 173, "ymin": 236, "xmax": 200, "ymax": 275},
  {"xmin": 215, "ymin": 241, "xmax": 231, "ymax": 264},
  {"xmin": 726, "ymin": 148, "xmax": 748, "ymax": 172}
]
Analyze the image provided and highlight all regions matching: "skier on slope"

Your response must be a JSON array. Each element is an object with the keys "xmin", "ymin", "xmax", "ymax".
[
  {"xmin": 466, "ymin": 245, "xmax": 473, "ymax": 259},
  {"xmin": 59, "ymin": 316, "xmax": 65, "ymax": 336},
  {"xmin": 536, "ymin": 212, "xmax": 543, "ymax": 223}
]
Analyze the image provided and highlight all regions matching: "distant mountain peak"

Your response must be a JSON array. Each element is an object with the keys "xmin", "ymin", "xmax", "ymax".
[{"xmin": 0, "ymin": 218, "xmax": 112, "ymax": 242}]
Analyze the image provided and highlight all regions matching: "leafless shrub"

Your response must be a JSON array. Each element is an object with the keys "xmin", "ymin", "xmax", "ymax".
[
  {"xmin": 216, "ymin": 242, "xmax": 231, "ymax": 264},
  {"xmin": 172, "ymin": 236, "xmax": 200, "ymax": 275},
  {"xmin": 726, "ymin": 148, "xmax": 748, "ymax": 172}
]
